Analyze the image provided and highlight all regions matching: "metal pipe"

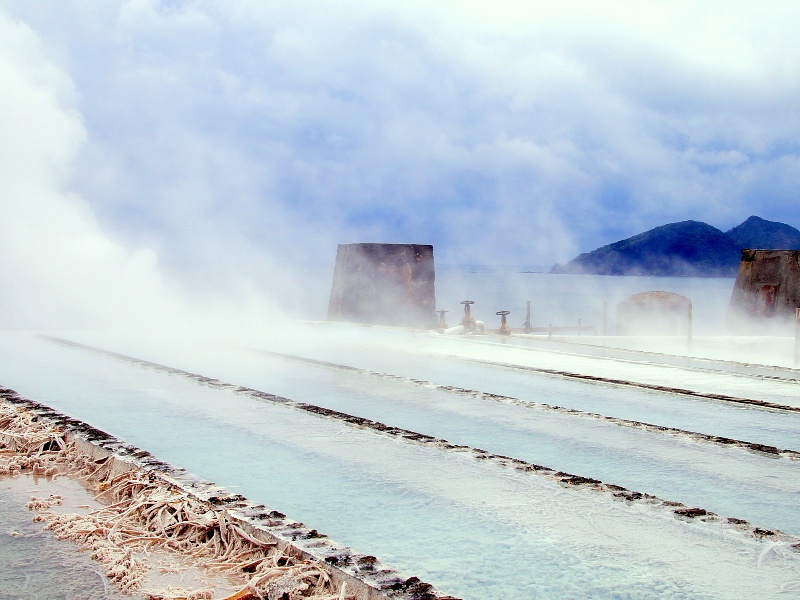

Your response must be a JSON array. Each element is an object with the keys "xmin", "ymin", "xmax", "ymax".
[
  {"xmin": 795, "ymin": 308, "xmax": 800, "ymax": 365},
  {"xmin": 523, "ymin": 301, "xmax": 532, "ymax": 334},
  {"xmin": 437, "ymin": 310, "xmax": 448, "ymax": 332}
]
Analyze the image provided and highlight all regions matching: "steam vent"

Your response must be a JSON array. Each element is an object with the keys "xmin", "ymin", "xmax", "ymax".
[
  {"xmin": 327, "ymin": 243, "xmax": 437, "ymax": 328},
  {"xmin": 727, "ymin": 249, "xmax": 800, "ymax": 326}
]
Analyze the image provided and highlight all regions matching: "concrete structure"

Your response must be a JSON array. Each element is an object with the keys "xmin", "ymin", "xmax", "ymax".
[
  {"xmin": 327, "ymin": 243, "xmax": 436, "ymax": 329},
  {"xmin": 727, "ymin": 249, "xmax": 800, "ymax": 331},
  {"xmin": 617, "ymin": 291, "xmax": 692, "ymax": 336}
]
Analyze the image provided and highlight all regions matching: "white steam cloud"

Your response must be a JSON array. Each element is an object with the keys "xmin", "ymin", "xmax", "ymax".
[
  {"xmin": 0, "ymin": 14, "xmax": 169, "ymax": 328},
  {"xmin": 1, "ymin": 0, "xmax": 800, "ymax": 328}
]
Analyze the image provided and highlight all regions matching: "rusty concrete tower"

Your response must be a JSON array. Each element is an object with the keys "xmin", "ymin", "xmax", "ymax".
[
  {"xmin": 327, "ymin": 243, "xmax": 436, "ymax": 329},
  {"xmin": 726, "ymin": 249, "xmax": 800, "ymax": 331}
]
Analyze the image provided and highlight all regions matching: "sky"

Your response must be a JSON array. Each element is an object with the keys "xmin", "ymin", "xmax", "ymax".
[{"xmin": 1, "ymin": 0, "xmax": 799, "ymax": 326}]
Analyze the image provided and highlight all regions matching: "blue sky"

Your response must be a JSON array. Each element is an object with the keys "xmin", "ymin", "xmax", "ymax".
[{"xmin": 1, "ymin": 0, "xmax": 799, "ymax": 324}]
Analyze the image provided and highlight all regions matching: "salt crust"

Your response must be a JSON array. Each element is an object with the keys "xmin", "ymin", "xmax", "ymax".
[{"xmin": 0, "ymin": 398, "xmax": 445, "ymax": 600}]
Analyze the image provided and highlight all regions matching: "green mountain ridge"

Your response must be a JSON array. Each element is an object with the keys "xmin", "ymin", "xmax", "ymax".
[{"xmin": 551, "ymin": 216, "xmax": 800, "ymax": 277}]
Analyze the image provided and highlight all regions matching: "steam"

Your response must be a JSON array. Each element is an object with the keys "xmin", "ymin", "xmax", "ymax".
[
  {"xmin": 2, "ymin": 1, "xmax": 800, "ymax": 332},
  {"xmin": 0, "ymin": 14, "xmax": 162, "ymax": 328},
  {"xmin": 0, "ymin": 8, "xmax": 294, "ymax": 330}
]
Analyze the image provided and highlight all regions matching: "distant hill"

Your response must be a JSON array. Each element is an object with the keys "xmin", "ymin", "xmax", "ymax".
[
  {"xmin": 551, "ymin": 216, "xmax": 800, "ymax": 277},
  {"xmin": 726, "ymin": 215, "xmax": 800, "ymax": 250}
]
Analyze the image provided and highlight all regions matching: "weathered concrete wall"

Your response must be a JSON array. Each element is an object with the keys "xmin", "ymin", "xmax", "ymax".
[
  {"xmin": 727, "ymin": 250, "xmax": 800, "ymax": 331},
  {"xmin": 616, "ymin": 291, "xmax": 692, "ymax": 336},
  {"xmin": 327, "ymin": 243, "xmax": 436, "ymax": 329}
]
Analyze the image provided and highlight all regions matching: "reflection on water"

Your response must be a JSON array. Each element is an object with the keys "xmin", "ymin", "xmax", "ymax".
[{"xmin": 0, "ymin": 475, "xmax": 125, "ymax": 600}]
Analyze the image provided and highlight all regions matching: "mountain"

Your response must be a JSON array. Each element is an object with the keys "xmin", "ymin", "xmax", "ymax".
[
  {"xmin": 552, "ymin": 216, "xmax": 800, "ymax": 277},
  {"xmin": 551, "ymin": 221, "xmax": 742, "ymax": 276},
  {"xmin": 726, "ymin": 215, "xmax": 800, "ymax": 250},
  {"xmin": 550, "ymin": 215, "xmax": 800, "ymax": 277}
]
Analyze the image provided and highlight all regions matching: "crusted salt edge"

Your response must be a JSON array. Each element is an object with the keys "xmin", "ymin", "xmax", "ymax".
[
  {"xmin": 252, "ymin": 349, "xmax": 800, "ymax": 461},
  {"xmin": 461, "ymin": 332, "xmax": 800, "ymax": 383},
  {"xmin": 451, "ymin": 352, "xmax": 800, "ymax": 413},
  {"xmin": 0, "ymin": 389, "xmax": 459, "ymax": 600},
  {"xmin": 35, "ymin": 337, "xmax": 800, "ymax": 548}
]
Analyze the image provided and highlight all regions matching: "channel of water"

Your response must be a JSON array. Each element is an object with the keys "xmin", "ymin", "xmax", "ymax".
[
  {"xmin": 60, "ymin": 326, "xmax": 800, "ymax": 449},
  {"xmin": 2, "ymin": 331, "xmax": 800, "ymax": 599},
  {"xmin": 56, "ymin": 335, "xmax": 800, "ymax": 535}
]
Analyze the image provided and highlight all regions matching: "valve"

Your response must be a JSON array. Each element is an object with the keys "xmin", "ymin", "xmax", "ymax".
[
  {"xmin": 496, "ymin": 310, "xmax": 511, "ymax": 335},
  {"xmin": 460, "ymin": 300, "xmax": 476, "ymax": 332}
]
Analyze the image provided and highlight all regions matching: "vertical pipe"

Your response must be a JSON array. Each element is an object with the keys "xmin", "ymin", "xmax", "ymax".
[
  {"xmin": 578, "ymin": 318, "xmax": 582, "ymax": 336},
  {"xmin": 795, "ymin": 308, "xmax": 800, "ymax": 366},
  {"xmin": 524, "ymin": 301, "xmax": 532, "ymax": 333},
  {"xmin": 548, "ymin": 322, "xmax": 553, "ymax": 339},
  {"xmin": 602, "ymin": 302, "xmax": 608, "ymax": 336},
  {"xmin": 688, "ymin": 304, "xmax": 693, "ymax": 355}
]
